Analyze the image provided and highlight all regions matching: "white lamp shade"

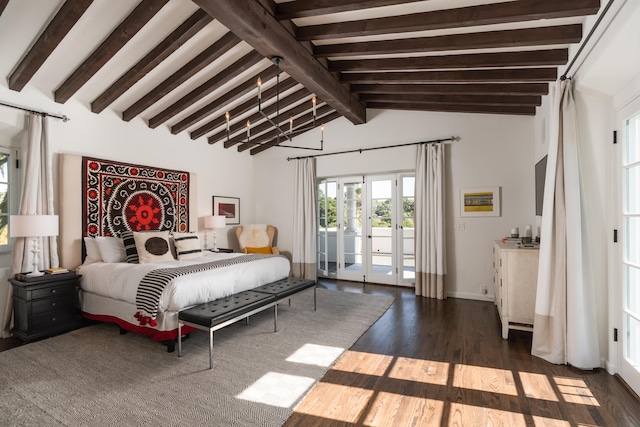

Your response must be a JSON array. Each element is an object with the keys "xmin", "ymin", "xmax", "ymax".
[
  {"xmin": 204, "ymin": 215, "xmax": 226, "ymax": 229},
  {"xmin": 10, "ymin": 215, "xmax": 59, "ymax": 238}
]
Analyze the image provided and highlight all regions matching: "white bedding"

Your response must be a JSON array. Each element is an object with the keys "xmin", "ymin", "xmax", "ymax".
[{"xmin": 77, "ymin": 251, "xmax": 291, "ymax": 314}]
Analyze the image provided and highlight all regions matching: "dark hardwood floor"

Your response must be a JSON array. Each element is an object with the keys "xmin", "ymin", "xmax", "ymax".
[
  {"xmin": 285, "ymin": 279, "xmax": 640, "ymax": 426},
  {"xmin": 2, "ymin": 279, "xmax": 638, "ymax": 426}
]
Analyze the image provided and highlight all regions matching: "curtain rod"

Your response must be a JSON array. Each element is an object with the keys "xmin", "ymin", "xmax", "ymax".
[
  {"xmin": 561, "ymin": 0, "xmax": 615, "ymax": 80},
  {"xmin": 286, "ymin": 136, "xmax": 458, "ymax": 161},
  {"xmin": 0, "ymin": 101, "xmax": 70, "ymax": 122}
]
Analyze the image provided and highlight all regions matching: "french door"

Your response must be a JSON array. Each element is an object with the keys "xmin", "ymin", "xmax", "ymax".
[
  {"xmin": 317, "ymin": 174, "xmax": 414, "ymax": 286},
  {"xmin": 617, "ymin": 98, "xmax": 640, "ymax": 396}
]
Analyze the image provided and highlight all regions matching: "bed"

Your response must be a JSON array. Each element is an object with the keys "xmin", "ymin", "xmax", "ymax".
[{"xmin": 58, "ymin": 154, "xmax": 290, "ymax": 347}]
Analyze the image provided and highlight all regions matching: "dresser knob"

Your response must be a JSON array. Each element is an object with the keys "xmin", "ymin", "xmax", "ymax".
[
  {"xmin": 51, "ymin": 289, "xmax": 57, "ymax": 294},
  {"xmin": 51, "ymin": 317, "xmax": 57, "ymax": 322},
  {"xmin": 51, "ymin": 302, "xmax": 56, "ymax": 307}
]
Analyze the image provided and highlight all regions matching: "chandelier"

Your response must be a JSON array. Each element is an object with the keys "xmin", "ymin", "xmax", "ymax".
[{"xmin": 224, "ymin": 56, "xmax": 324, "ymax": 151}]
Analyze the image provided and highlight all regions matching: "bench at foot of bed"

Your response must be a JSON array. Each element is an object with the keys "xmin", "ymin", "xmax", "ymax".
[{"xmin": 177, "ymin": 277, "xmax": 316, "ymax": 369}]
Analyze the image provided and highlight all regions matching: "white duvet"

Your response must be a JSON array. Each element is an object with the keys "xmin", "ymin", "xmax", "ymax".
[{"xmin": 77, "ymin": 252, "xmax": 291, "ymax": 313}]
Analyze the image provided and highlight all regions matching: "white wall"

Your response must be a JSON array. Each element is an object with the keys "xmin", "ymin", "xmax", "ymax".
[{"xmin": 254, "ymin": 108, "xmax": 536, "ymax": 300}]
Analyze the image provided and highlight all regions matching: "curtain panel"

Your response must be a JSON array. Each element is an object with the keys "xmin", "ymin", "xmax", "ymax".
[
  {"xmin": 415, "ymin": 143, "xmax": 446, "ymax": 299},
  {"xmin": 2, "ymin": 115, "xmax": 59, "ymax": 337},
  {"xmin": 532, "ymin": 79, "xmax": 600, "ymax": 368},
  {"xmin": 292, "ymin": 158, "xmax": 317, "ymax": 280}
]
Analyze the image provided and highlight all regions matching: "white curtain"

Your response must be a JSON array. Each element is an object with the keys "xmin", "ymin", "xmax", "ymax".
[
  {"xmin": 415, "ymin": 143, "xmax": 446, "ymax": 299},
  {"xmin": 1, "ymin": 114, "xmax": 59, "ymax": 337},
  {"xmin": 532, "ymin": 79, "xmax": 600, "ymax": 368},
  {"xmin": 292, "ymin": 158, "xmax": 317, "ymax": 280}
]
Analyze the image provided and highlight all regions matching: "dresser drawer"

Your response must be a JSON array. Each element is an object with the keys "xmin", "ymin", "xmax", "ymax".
[
  {"xmin": 30, "ymin": 310, "xmax": 77, "ymax": 333},
  {"xmin": 31, "ymin": 295, "xmax": 75, "ymax": 315},
  {"xmin": 30, "ymin": 283, "xmax": 75, "ymax": 300}
]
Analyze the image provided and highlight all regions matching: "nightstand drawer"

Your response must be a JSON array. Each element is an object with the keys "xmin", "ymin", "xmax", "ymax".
[
  {"xmin": 30, "ymin": 311, "xmax": 76, "ymax": 332},
  {"xmin": 30, "ymin": 283, "xmax": 75, "ymax": 300},
  {"xmin": 31, "ymin": 295, "xmax": 75, "ymax": 315}
]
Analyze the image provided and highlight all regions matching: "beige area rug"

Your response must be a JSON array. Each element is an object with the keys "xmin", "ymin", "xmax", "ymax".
[{"xmin": 0, "ymin": 289, "xmax": 393, "ymax": 426}]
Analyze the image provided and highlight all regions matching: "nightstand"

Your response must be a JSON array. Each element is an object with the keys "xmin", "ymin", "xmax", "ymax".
[{"xmin": 10, "ymin": 272, "xmax": 83, "ymax": 342}]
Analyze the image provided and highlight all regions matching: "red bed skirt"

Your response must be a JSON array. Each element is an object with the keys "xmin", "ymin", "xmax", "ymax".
[{"xmin": 82, "ymin": 312, "xmax": 197, "ymax": 342}]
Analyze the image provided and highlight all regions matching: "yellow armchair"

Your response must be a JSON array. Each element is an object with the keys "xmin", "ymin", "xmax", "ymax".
[{"xmin": 235, "ymin": 224, "xmax": 280, "ymax": 255}]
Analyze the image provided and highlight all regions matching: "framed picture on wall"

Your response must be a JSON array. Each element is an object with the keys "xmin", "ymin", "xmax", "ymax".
[
  {"xmin": 213, "ymin": 196, "xmax": 240, "ymax": 225},
  {"xmin": 460, "ymin": 186, "xmax": 501, "ymax": 217}
]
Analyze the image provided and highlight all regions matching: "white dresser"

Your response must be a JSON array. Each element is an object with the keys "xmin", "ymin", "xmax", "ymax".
[{"xmin": 492, "ymin": 240, "xmax": 539, "ymax": 339}]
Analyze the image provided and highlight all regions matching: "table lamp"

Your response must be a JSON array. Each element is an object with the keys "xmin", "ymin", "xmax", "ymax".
[
  {"xmin": 204, "ymin": 215, "xmax": 226, "ymax": 251},
  {"xmin": 10, "ymin": 214, "xmax": 59, "ymax": 277}
]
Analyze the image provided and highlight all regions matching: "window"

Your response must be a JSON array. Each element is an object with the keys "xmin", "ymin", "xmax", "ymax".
[{"xmin": 0, "ymin": 147, "xmax": 18, "ymax": 251}]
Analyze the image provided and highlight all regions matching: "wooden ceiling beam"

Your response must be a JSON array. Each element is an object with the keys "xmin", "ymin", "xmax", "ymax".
[
  {"xmin": 148, "ymin": 50, "xmax": 264, "ymax": 129},
  {"xmin": 366, "ymin": 102, "xmax": 536, "ymax": 116},
  {"xmin": 274, "ymin": 0, "xmax": 423, "ymax": 20},
  {"xmin": 91, "ymin": 9, "xmax": 213, "ymax": 113},
  {"xmin": 190, "ymin": 77, "xmax": 299, "ymax": 140},
  {"xmin": 315, "ymin": 25, "xmax": 582, "ymax": 58},
  {"xmin": 297, "ymin": 0, "xmax": 600, "ymax": 41},
  {"xmin": 192, "ymin": 0, "xmax": 366, "ymax": 125},
  {"xmin": 342, "ymin": 68, "xmax": 557, "ymax": 84},
  {"xmin": 172, "ymin": 66, "xmax": 279, "ymax": 136},
  {"xmin": 358, "ymin": 93, "xmax": 542, "ymax": 107},
  {"xmin": 329, "ymin": 49, "xmax": 568, "ymax": 72},
  {"xmin": 0, "ymin": 0, "xmax": 9, "ymax": 17},
  {"xmin": 54, "ymin": 0, "xmax": 168, "ymax": 104},
  {"xmin": 122, "ymin": 32, "xmax": 240, "ymax": 122},
  {"xmin": 8, "ymin": 0, "xmax": 93, "ymax": 92},
  {"xmin": 351, "ymin": 83, "xmax": 550, "ymax": 96}
]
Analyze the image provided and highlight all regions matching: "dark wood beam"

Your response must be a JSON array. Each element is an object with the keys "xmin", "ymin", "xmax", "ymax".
[
  {"xmin": 342, "ymin": 68, "xmax": 557, "ymax": 84},
  {"xmin": 172, "ymin": 65, "xmax": 279, "ymax": 136},
  {"xmin": 236, "ymin": 104, "xmax": 333, "ymax": 152},
  {"xmin": 192, "ymin": 0, "xmax": 366, "ymax": 125},
  {"xmin": 122, "ymin": 32, "xmax": 239, "ymax": 122},
  {"xmin": 351, "ymin": 83, "xmax": 550, "ymax": 96},
  {"xmin": 0, "ymin": 0, "xmax": 9, "ymax": 17},
  {"xmin": 358, "ymin": 93, "xmax": 542, "ymax": 107},
  {"xmin": 275, "ymin": 0, "xmax": 423, "ymax": 20},
  {"xmin": 190, "ymin": 77, "xmax": 299, "ymax": 140},
  {"xmin": 148, "ymin": 50, "xmax": 263, "ymax": 129},
  {"xmin": 315, "ymin": 24, "xmax": 582, "ymax": 57},
  {"xmin": 91, "ymin": 9, "xmax": 213, "ymax": 113},
  {"xmin": 297, "ymin": 0, "xmax": 600, "ymax": 41},
  {"xmin": 8, "ymin": 0, "xmax": 93, "ymax": 91},
  {"xmin": 54, "ymin": 0, "xmax": 168, "ymax": 104},
  {"xmin": 249, "ymin": 111, "xmax": 342, "ymax": 155},
  {"xmin": 366, "ymin": 102, "xmax": 536, "ymax": 116},
  {"xmin": 211, "ymin": 87, "xmax": 311, "ymax": 146},
  {"xmin": 329, "ymin": 49, "xmax": 568, "ymax": 72}
]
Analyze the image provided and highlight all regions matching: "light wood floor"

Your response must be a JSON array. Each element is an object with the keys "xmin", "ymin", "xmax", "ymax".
[{"xmin": 285, "ymin": 279, "xmax": 640, "ymax": 427}]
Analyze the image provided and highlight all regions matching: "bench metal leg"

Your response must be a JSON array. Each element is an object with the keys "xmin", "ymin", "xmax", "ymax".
[
  {"xmin": 274, "ymin": 304, "xmax": 278, "ymax": 332},
  {"xmin": 178, "ymin": 322, "xmax": 182, "ymax": 357},
  {"xmin": 209, "ymin": 329, "xmax": 214, "ymax": 369}
]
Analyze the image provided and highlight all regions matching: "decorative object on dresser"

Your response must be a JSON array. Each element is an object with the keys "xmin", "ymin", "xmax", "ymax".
[
  {"xmin": 212, "ymin": 195, "xmax": 240, "ymax": 225},
  {"xmin": 460, "ymin": 186, "xmax": 501, "ymax": 217},
  {"xmin": 10, "ymin": 271, "xmax": 82, "ymax": 342},
  {"xmin": 493, "ymin": 240, "xmax": 539, "ymax": 339},
  {"xmin": 204, "ymin": 215, "xmax": 226, "ymax": 251},
  {"xmin": 9, "ymin": 214, "xmax": 59, "ymax": 277}
]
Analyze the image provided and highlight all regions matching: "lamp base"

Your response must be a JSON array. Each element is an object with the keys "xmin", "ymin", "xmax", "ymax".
[{"xmin": 26, "ymin": 270, "xmax": 44, "ymax": 277}]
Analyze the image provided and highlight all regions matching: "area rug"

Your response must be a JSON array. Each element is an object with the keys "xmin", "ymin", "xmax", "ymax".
[{"xmin": 0, "ymin": 289, "xmax": 393, "ymax": 426}]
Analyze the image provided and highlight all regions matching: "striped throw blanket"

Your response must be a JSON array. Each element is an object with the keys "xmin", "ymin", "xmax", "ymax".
[{"xmin": 134, "ymin": 254, "xmax": 275, "ymax": 326}]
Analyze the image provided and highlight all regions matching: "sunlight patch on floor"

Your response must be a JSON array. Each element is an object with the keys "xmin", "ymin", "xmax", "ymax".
[
  {"xmin": 449, "ymin": 402, "xmax": 526, "ymax": 426},
  {"xmin": 453, "ymin": 364, "xmax": 518, "ymax": 396},
  {"xmin": 332, "ymin": 350, "xmax": 394, "ymax": 376},
  {"xmin": 286, "ymin": 343, "xmax": 345, "ymax": 367},
  {"xmin": 554, "ymin": 376, "xmax": 599, "ymax": 406},
  {"xmin": 362, "ymin": 391, "xmax": 444, "ymax": 427},
  {"xmin": 520, "ymin": 372, "xmax": 560, "ymax": 401},
  {"xmin": 294, "ymin": 382, "xmax": 375, "ymax": 423},
  {"xmin": 236, "ymin": 372, "xmax": 315, "ymax": 408},
  {"xmin": 388, "ymin": 357, "xmax": 450, "ymax": 386}
]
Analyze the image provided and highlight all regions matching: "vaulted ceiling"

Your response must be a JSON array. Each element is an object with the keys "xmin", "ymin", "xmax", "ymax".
[{"xmin": 2, "ymin": 0, "xmax": 601, "ymax": 154}]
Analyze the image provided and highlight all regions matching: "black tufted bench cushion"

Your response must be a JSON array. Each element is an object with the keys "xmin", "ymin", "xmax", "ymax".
[{"xmin": 253, "ymin": 277, "xmax": 317, "ymax": 305}]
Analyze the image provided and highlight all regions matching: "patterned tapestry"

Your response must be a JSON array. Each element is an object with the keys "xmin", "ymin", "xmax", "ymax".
[{"xmin": 82, "ymin": 157, "xmax": 189, "ymax": 237}]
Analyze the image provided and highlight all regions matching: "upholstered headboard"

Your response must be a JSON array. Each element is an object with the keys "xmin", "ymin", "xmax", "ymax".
[{"xmin": 58, "ymin": 154, "xmax": 198, "ymax": 269}]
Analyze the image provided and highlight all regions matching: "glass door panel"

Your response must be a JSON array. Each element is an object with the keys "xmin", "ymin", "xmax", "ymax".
[
  {"xmin": 367, "ymin": 176, "xmax": 396, "ymax": 285},
  {"xmin": 400, "ymin": 175, "xmax": 415, "ymax": 285},
  {"xmin": 340, "ymin": 179, "xmax": 364, "ymax": 281},
  {"xmin": 620, "ymin": 108, "xmax": 640, "ymax": 396},
  {"xmin": 317, "ymin": 180, "xmax": 337, "ymax": 278}
]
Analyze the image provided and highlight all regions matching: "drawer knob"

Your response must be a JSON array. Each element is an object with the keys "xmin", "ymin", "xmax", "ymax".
[
  {"xmin": 51, "ymin": 289, "xmax": 57, "ymax": 294},
  {"xmin": 51, "ymin": 302, "xmax": 56, "ymax": 307},
  {"xmin": 51, "ymin": 317, "xmax": 57, "ymax": 322}
]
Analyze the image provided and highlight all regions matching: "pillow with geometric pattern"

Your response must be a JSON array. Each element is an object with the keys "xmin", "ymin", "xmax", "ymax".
[
  {"xmin": 173, "ymin": 232, "xmax": 203, "ymax": 260},
  {"xmin": 133, "ymin": 230, "xmax": 175, "ymax": 264}
]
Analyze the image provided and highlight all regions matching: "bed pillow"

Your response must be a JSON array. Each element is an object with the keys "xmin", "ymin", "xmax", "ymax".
[
  {"xmin": 83, "ymin": 237, "xmax": 102, "ymax": 264},
  {"xmin": 121, "ymin": 231, "xmax": 139, "ymax": 264},
  {"xmin": 95, "ymin": 236, "xmax": 126, "ymax": 263},
  {"xmin": 133, "ymin": 231, "xmax": 175, "ymax": 264},
  {"xmin": 173, "ymin": 232, "xmax": 203, "ymax": 260},
  {"xmin": 244, "ymin": 246, "xmax": 273, "ymax": 254}
]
